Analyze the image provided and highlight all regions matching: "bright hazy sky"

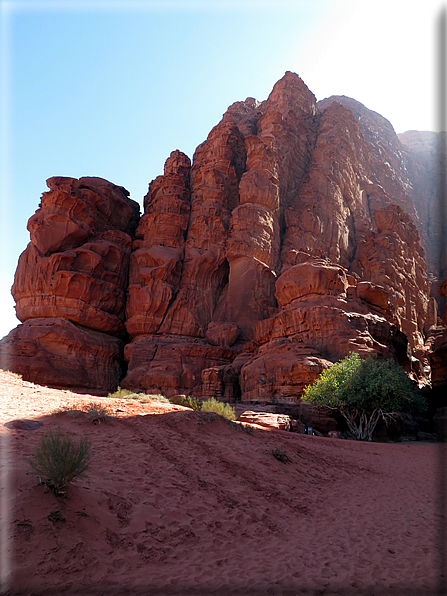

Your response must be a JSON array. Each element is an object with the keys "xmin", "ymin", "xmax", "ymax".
[{"xmin": 0, "ymin": 0, "xmax": 445, "ymax": 339}]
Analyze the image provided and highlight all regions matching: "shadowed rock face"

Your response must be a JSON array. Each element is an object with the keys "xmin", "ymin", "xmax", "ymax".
[
  {"xmin": 426, "ymin": 280, "xmax": 447, "ymax": 405},
  {"xmin": 0, "ymin": 319, "xmax": 124, "ymax": 394},
  {"xmin": 398, "ymin": 131, "xmax": 447, "ymax": 306},
  {"xmin": 2, "ymin": 72, "xmax": 444, "ymax": 401}
]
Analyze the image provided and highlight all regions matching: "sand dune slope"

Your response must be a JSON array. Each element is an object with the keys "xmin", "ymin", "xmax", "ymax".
[{"xmin": 1, "ymin": 370, "xmax": 446, "ymax": 595}]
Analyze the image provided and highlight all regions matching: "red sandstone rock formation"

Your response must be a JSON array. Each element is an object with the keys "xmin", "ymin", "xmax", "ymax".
[
  {"xmin": 2, "ymin": 72, "xmax": 441, "ymax": 404},
  {"xmin": 426, "ymin": 280, "xmax": 447, "ymax": 404},
  {"xmin": 284, "ymin": 99, "xmax": 429, "ymax": 350},
  {"xmin": 398, "ymin": 131, "xmax": 446, "ymax": 289},
  {"xmin": 125, "ymin": 151, "xmax": 191, "ymax": 338},
  {"xmin": 239, "ymin": 261, "xmax": 411, "ymax": 403},
  {"xmin": 0, "ymin": 177, "xmax": 139, "ymax": 392},
  {"xmin": 121, "ymin": 140, "xmax": 246, "ymax": 395},
  {"xmin": 0, "ymin": 319, "xmax": 124, "ymax": 394}
]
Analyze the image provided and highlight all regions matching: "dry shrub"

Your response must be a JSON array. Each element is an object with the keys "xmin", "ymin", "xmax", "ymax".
[
  {"xmin": 83, "ymin": 402, "xmax": 112, "ymax": 424},
  {"xmin": 272, "ymin": 448, "xmax": 291, "ymax": 463},
  {"xmin": 53, "ymin": 404, "xmax": 83, "ymax": 418},
  {"xmin": 137, "ymin": 394, "xmax": 169, "ymax": 403},
  {"xmin": 29, "ymin": 429, "xmax": 92, "ymax": 496},
  {"xmin": 107, "ymin": 386, "xmax": 133, "ymax": 398}
]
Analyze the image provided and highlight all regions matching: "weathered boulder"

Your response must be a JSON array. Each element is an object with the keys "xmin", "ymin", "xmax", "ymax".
[
  {"xmin": 205, "ymin": 322, "xmax": 239, "ymax": 348},
  {"xmin": 237, "ymin": 411, "xmax": 294, "ymax": 431},
  {"xmin": 275, "ymin": 261, "xmax": 350, "ymax": 306},
  {"xmin": 356, "ymin": 281, "xmax": 389, "ymax": 312}
]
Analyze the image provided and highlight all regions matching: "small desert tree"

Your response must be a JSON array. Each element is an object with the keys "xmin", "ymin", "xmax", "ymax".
[{"xmin": 302, "ymin": 353, "xmax": 426, "ymax": 441}]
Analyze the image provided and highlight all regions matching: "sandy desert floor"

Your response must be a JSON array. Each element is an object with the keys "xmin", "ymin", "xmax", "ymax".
[{"xmin": 1, "ymin": 369, "xmax": 446, "ymax": 596}]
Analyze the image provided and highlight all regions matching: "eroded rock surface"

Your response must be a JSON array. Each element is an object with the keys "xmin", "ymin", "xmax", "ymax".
[
  {"xmin": 125, "ymin": 151, "xmax": 191, "ymax": 338},
  {"xmin": 3, "ymin": 72, "xmax": 442, "ymax": 403},
  {"xmin": 1, "ymin": 177, "xmax": 139, "ymax": 392},
  {"xmin": 398, "ymin": 130, "xmax": 447, "ymax": 296}
]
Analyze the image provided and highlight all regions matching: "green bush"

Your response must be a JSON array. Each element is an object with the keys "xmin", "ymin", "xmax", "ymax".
[
  {"xmin": 107, "ymin": 386, "xmax": 133, "ymax": 398},
  {"xmin": 29, "ymin": 429, "xmax": 92, "ymax": 495},
  {"xmin": 201, "ymin": 398, "xmax": 236, "ymax": 421},
  {"xmin": 136, "ymin": 394, "xmax": 169, "ymax": 403},
  {"xmin": 107, "ymin": 386, "xmax": 169, "ymax": 403},
  {"xmin": 170, "ymin": 395, "xmax": 203, "ymax": 411},
  {"xmin": 302, "ymin": 353, "xmax": 426, "ymax": 441}
]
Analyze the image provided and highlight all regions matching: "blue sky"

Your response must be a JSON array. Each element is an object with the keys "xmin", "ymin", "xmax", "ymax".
[{"xmin": 0, "ymin": 0, "xmax": 444, "ymax": 339}]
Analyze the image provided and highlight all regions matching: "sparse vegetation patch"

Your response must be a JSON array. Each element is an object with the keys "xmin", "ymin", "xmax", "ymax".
[
  {"xmin": 107, "ymin": 386, "xmax": 134, "ymax": 399},
  {"xmin": 107, "ymin": 386, "xmax": 169, "ymax": 403},
  {"xmin": 201, "ymin": 398, "xmax": 236, "ymax": 421},
  {"xmin": 226, "ymin": 419, "xmax": 255, "ymax": 435},
  {"xmin": 272, "ymin": 448, "xmax": 291, "ymax": 463},
  {"xmin": 29, "ymin": 429, "xmax": 92, "ymax": 496},
  {"xmin": 83, "ymin": 402, "xmax": 112, "ymax": 424},
  {"xmin": 137, "ymin": 394, "xmax": 169, "ymax": 403},
  {"xmin": 169, "ymin": 395, "xmax": 202, "ymax": 411}
]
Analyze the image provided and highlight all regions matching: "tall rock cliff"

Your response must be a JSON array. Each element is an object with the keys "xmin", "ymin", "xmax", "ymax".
[
  {"xmin": 398, "ymin": 131, "xmax": 447, "ymax": 300},
  {"xmin": 0, "ymin": 177, "xmax": 139, "ymax": 393},
  {"xmin": 1, "ymin": 72, "xmax": 443, "ymax": 401}
]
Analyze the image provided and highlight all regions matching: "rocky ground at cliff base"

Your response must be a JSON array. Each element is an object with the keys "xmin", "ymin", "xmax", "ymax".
[{"xmin": 1, "ymin": 370, "xmax": 446, "ymax": 596}]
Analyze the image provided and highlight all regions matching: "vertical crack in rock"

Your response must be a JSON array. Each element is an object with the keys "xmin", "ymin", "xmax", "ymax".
[{"xmin": 158, "ymin": 124, "xmax": 246, "ymax": 339}]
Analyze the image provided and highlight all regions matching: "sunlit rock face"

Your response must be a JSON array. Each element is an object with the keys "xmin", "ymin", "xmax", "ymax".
[
  {"xmin": 13, "ymin": 176, "xmax": 139, "ymax": 336},
  {"xmin": 1, "ymin": 176, "xmax": 139, "ymax": 392},
  {"xmin": 125, "ymin": 150, "xmax": 192, "ymax": 338},
  {"xmin": 3, "ymin": 72, "xmax": 442, "ymax": 401},
  {"xmin": 122, "ymin": 72, "xmax": 432, "ymax": 399}
]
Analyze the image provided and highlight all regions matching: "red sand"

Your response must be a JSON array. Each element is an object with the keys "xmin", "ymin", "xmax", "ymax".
[{"xmin": 1, "ymin": 369, "xmax": 446, "ymax": 596}]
